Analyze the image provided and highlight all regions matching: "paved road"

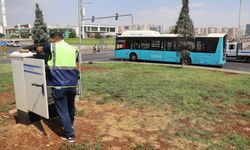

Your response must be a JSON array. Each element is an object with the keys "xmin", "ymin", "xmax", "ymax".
[
  {"xmin": 1, "ymin": 41, "xmax": 249, "ymax": 73},
  {"xmin": 82, "ymin": 50, "xmax": 250, "ymax": 72},
  {"xmin": 82, "ymin": 50, "xmax": 115, "ymax": 62},
  {"xmin": 223, "ymin": 61, "xmax": 250, "ymax": 72}
]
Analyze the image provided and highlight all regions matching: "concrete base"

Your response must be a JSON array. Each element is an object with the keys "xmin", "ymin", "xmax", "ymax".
[
  {"xmin": 14, "ymin": 104, "xmax": 58, "ymax": 125},
  {"xmin": 14, "ymin": 110, "xmax": 40, "ymax": 125}
]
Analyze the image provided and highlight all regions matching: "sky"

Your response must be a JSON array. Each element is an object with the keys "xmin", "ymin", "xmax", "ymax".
[{"xmin": 4, "ymin": 0, "xmax": 250, "ymax": 28}]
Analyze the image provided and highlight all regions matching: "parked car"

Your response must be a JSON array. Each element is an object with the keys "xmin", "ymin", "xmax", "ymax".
[
  {"xmin": 7, "ymin": 40, "xmax": 20, "ymax": 47},
  {"xmin": 13, "ymin": 41, "xmax": 20, "ymax": 47},
  {"xmin": 7, "ymin": 41, "xmax": 14, "ymax": 46}
]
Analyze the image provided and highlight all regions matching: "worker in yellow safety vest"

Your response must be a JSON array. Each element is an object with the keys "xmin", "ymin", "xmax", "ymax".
[{"xmin": 37, "ymin": 32, "xmax": 79, "ymax": 143}]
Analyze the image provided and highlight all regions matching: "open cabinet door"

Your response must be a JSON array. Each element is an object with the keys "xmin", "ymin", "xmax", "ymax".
[{"xmin": 23, "ymin": 58, "xmax": 49, "ymax": 119}]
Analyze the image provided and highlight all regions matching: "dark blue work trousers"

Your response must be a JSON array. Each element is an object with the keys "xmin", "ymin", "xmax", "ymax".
[{"xmin": 52, "ymin": 88, "xmax": 76, "ymax": 137}]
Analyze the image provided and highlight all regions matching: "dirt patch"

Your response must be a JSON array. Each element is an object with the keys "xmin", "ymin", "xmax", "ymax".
[
  {"xmin": 0, "ymin": 98, "xmax": 249, "ymax": 149},
  {"xmin": 76, "ymin": 100, "xmax": 171, "ymax": 149},
  {"xmin": 0, "ymin": 100, "xmax": 209, "ymax": 149},
  {"xmin": 232, "ymin": 122, "xmax": 250, "ymax": 139},
  {"xmin": 223, "ymin": 72, "xmax": 239, "ymax": 76},
  {"xmin": 213, "ymin": 103, "xmax": 250, "ymax": 140},
  {"xmin": 234, "ymin": 104, "xmax": 250, "ymax": 113},
  {"xmin": 236, "ymin": 92, "xmax": 250, "ymax": 100},
  {"xmin": 0, "ymin": 91, "xmax": 14, "ymax": 105},
  {"xmin": 81, "ymin": 66, "xmax": 111, "ymax": 72}
]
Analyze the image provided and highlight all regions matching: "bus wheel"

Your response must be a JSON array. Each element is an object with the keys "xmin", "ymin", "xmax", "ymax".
[
  {"xmin": 181, "ymin": 57, "xmax": 191, "ymax": 65},
  {"xmin": 130, "ymin": 53, "xmax": 137, "ymax": 61}
]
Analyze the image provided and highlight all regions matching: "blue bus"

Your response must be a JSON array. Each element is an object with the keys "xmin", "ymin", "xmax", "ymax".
[{"xmin": 115, "ymin": 31, "xmax": 227, "ymax": 67}]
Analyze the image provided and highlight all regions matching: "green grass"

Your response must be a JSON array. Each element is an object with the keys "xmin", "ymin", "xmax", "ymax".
[
  {"xmin": 227, "ymin": 134, "xmax": 250, "ymax": 150},
  {"xmin": 242, "ymin": 111, "xmax": 250, "ymax": 118},
  {"xmin": 134, "ymin": 143, "xmax": 156, "ymax": 150},
  {"xmin": 0, "ymin": 64, "xmax": 13, "ymax": 92},
  {"xmin": 0, "ymin": 100, "xmax": 15, "ymax": 113},
  {"xmin": 83, "ymin": 63, "xmax": 250, "ymax": 112},
  {"xmin": 82, "ymin": 63, "xmax": 250, "ymax": 149},
  {"xmin": 207, "ymin": 134, "xmax": 250, "ymax": 150},
  {"xmin": 0, "ymin": 63, "xmax": 250, "ymax": 148},
  {"xmin": 65, "ymin": 38, "xmax": 115, "ymax": 45},
  {"xmin": 0, "ymin": 64, "xmax": 14, "ymax": 113}
]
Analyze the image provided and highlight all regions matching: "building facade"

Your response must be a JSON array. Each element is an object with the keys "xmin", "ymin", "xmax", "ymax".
[
  {"xmin": 75, "ymin": 24, "xmax": 116, "ymax": 38},
  {"xmin": 118, "ymin": 24, "xmax": 168, "ymax": 34},
  {"xmin": 6, "ymin": 24, "xmax": 32, "ymax": 38},
  {"xmin": 246, "ymin": 24, "xmax": 250, "ymax": 37}
]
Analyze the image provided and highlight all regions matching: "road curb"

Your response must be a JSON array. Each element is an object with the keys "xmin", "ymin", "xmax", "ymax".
[{"xmin": 82, "ymin": 61, "xmax": 250, "ymax": 75}]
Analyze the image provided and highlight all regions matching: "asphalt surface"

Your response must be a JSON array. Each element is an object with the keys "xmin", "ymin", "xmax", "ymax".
[
  {"xmin": 223, "ymin": 61, "xmax": 250, "ymax": 72},
  {"xmin": 82, "ymin": 50, "xmax": 115, "ymax": 62},
  {"xmin": 1, "ymin": 40, "xmax": 249, "ymax": 73}
]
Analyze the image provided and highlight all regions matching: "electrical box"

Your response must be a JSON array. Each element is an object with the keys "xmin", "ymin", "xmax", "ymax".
[{"xmin": 10, "ymin": 52, "xmax": 55, "ymax": 124}]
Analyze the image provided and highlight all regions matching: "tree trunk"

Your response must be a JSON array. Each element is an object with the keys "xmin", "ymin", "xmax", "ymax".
[{"xmin": 181, "ymin": 50, "xmax": 185, "ymax": 68}]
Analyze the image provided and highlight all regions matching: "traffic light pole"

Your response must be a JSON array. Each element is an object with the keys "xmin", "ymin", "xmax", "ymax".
[{"xmin": 85, "ymin": 14, "xmax": 134, "ymax": 30}]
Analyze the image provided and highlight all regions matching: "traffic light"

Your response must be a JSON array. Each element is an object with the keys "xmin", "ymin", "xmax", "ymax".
[
  {"xmin": 92, "ymin": 16, "xmax": 95, "ymax": 22},
  {"xmin": 115, "ymin": 13, "xmax": 119, "ymax": 20}
]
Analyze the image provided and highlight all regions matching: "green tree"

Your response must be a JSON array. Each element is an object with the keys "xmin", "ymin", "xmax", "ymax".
[
  {"xmin": 175, "ymin": 0, "xmax": 195, "ymax": 67},
  {"xmin": 32, "ymin": 3, "xmax": 49, "ymax": 44},
  {"xmin": 20, "ymin": 32, "xmax": 30, "ymax": 38},
  {"xmin": 95, "ymin": 33, "xmax": 102, "ymax": 39}
]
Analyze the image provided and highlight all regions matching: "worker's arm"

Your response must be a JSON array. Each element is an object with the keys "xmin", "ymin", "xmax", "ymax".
[{"xmin": 36, "ymin": 46, "xmax": 44, "ymax": 54}]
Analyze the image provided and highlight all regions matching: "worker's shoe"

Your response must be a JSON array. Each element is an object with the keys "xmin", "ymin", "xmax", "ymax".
[{"xmin": 60, "ymin": 134, "xmax": 76, "ymax": 143}]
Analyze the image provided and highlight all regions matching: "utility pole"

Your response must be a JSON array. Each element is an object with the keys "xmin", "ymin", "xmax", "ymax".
[
  {"xmin": 238, "ymin": 0, "xmax": 242, "ymax": 43},
  {"xmin": 78, "ymin": 0, "xmax": 83, "ymax": 97}
]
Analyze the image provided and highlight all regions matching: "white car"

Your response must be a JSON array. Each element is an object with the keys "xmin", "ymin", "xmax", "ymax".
[
  {"xmin": 13, "ymin": 41, "xmax": 20, "ymax": 47},
  {"xmin": 7, "ymin": 41, "xmax": 14, "ymax": 46},
  {"xmin": 7, "ymin": 40, "xmax": 20, "ymax": 47}
]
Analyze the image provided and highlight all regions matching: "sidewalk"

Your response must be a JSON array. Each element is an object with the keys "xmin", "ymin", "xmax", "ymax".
[{"xmin": 73, "ymin": 45, "xmax": 115, "ymax": 54}]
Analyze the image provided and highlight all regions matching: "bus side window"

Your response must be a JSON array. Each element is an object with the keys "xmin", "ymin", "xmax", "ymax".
[
  {"xmin": 161, "ymin": 41, "xmax": 165, "ymax": 50},
  {"xmin": 204, "ymin": 38, "xmax": 218, "ymax": 53},
  {"xmin": 167, "ymin": 41, "xmax": 172, "ymax": 51},
  {"xmin": 196, "ymin": 41, "xmax": 204, "ymax": 52},
  {"xmin": 173, "ymin": 41, "xmax": 178, "ymax": 51},
  {"xmin": 131, "ymin": 41, "xmax": 139, "ymax": 49},
  {"xmin": 141, "ymin": 41, "xmax": 150, "ymax": 50},
  {"xmin": 150, "ymin": 41, "xmax": 161, "ymax": 50}
]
